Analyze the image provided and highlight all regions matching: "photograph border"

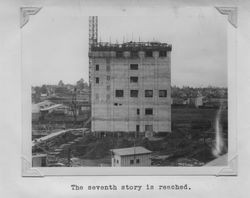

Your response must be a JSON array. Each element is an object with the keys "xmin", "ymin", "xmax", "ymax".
[{"xmin": 21, "ymin": 4, "xmax": 238, "ymax": 176}]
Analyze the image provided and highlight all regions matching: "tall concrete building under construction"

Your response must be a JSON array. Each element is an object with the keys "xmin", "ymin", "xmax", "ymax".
[{"xmin": 89, "ymin": 41, "xmax": 172, "ymax": 134}]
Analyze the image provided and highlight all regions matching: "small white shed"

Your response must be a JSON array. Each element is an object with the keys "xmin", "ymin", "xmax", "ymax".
[{"xmin": 110, "ymin": 146, "xmax": 152, "ymax": 167}]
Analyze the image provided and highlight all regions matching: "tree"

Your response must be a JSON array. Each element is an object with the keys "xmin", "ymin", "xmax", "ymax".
[
  {"xmin": 76, "ymin": 78, "xmax": 88, "ymax": 90},
  {"xmin": 58, "ymin": 80, "xmax": 64, "ymax": 87},
  {"xmin": 40, "ymin": 85, "xmax": 47, "ymax": 94}
]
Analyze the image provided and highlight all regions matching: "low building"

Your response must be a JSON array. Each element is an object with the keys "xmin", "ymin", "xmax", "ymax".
[
  {"xmin": 110, "ymin": 146, "xmax": 152, "ymax": 167},
  {"xmin": 171, "ymin": 97, "xmax": 186, "ymax": 105},
  {"xmin": 32, "ymin": 154, "xmax": 47, "ymax": 167},
  {"xmin": 32, "ymin": 100, "xmax": 55, "ymax": 121},
  {"xmin": 76, "ymin": 90, "xmax": 90, "ymax": 102},
  {"xmin": 40, "ymin": 104, "xmax": 71, "ymax": 115},
  {"xmin": 40, "ymin": 93, "xmax": 48, "ymax": 100},
  {"xmin": 188, "ymin": 96, "xmax": 203, "ymax": 108}
]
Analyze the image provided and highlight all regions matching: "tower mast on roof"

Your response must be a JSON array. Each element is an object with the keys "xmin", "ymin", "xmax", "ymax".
[
  {"xmin": 88, "ymin": 16, "xmax": 98, "ymax": 83},
  {"xmin": 88, "ymin": 16, "xmax": 98, "ymax": 132},
  {"xmin": 89, "ymin": 16, "xmax": 98, "ymax": 50}
]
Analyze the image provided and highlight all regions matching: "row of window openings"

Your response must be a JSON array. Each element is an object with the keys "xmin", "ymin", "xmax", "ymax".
[
  {"xmin": 95, "ymin": 64, "xmax": 111, "ymax": 71},
  {"xmin": 116, "ymin": 89, "xmax": 167, "ymax": 98},
  {"xmin": 95, "ymin": 76, "xmax": 138, "ymax": 83},
  {"xmin": 96, "ymin": 51, "xmax": 167, "ymax": 62},
  {"xmin": 111, "ymin": 105, "xmax": 153, "ymax": 115},
  {"xmin": 95, "ymin": 62, "xmax": 164, "ymax": 71},
  {"xmin": 95, "ymin": 64, "xmax": 139, "ymax": 71},
  {"xmin": 137, "ymin": 124, "xmax": 153, "ymax": 132},
  {"xmin": 118, "ymin": 50, "xmax": 167, "ymax": 58},
  {"xmin": 96, "ymin": 90, "xmax": 167, "ymax": 99},
  {"xmin": 115, "ymin": 159, "xmax": 140, "ymax": 164}
]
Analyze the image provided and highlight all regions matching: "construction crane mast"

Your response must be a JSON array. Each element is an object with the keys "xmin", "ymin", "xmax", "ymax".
[
  {"xmin": 89, "ymin": 16, "xmax": 98, "ymax": 50},
  {"xmin": 88, "ymin": 16, "xmax": 98, "ymax": 131},
  {"xmin": 88, "ymin": 16, "xmax": 98, "ymax": 84}
]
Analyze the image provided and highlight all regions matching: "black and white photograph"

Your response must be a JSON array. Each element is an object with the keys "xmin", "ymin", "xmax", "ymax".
[
  {"xmin": 24, "ymin": 7, "xmax": 232, "ymax": 169},
  {"xmin": 4, "ymin": 0, "xmax": 250, "ymax": 197}
]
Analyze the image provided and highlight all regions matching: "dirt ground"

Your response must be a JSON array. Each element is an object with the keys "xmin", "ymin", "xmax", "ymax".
[{"xmin": 43, "ymin": 107, "xmax": 228, "ymax": 167}]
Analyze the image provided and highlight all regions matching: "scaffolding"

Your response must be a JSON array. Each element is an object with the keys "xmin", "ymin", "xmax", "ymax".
[
  {"xmin": 89, "ymin": 16, "xmax": 98, "ymax": 132},
  {"xmin": 91, "ymin": 41, "xmax": 172, "ymax": 52}
]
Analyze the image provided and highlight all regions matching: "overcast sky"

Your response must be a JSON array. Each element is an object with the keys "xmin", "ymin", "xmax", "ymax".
[{"xmin": 23, "ymin": 6, "xmax": 227, "ymax": 87}]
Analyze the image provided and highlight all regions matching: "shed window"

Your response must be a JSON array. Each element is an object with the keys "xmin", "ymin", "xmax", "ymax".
[
  {"xmin": 145, "ymin": 108, "xmax": 153, "ymax": 115},
  {"xmin": 137, "ymin": 108, "xmax": 140, "ymax": 115},
  {"xmin": 130, "ymin": 159, "xmax": 134, "ymax": 164},
  {"xmin": 136, "ymin": 159, "xmax": 140, "ymax": 164},
  {"xmin": 145, "ymin": 90, "xmax": 153, "ymax": 97},
  {"xmin": 96, "ymin": 77, "xmax": 99, "ymax": 84},
  {"xmin": 130, "ymin": 64, "xmax": 138, "ymax": 70},
  {"xmin": 95, "ymin": 64, "xmax": 99, "ymax": 71},
  {"xmin": 130, "ymin": 76, "xmax": 138, "ymax": 83},
  {"xmin": 115, "ymin": 90, "xmax": 124, "ymax": 97},
  {"xmin": 159, "ymin": 90, "xmax": 167, "ymax": 97},
  {"xmin": 130, "ymin": 90, "xmax": 138, "ymax": 97}
]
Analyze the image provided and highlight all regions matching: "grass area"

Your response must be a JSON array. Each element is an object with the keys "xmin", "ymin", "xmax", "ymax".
[{"xmin": 172, "ymin": 107, "xmax": 227, "ymax": 125}]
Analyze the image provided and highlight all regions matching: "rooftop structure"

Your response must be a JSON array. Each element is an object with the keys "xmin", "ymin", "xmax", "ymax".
[{"xmin": 90, "ymin": 41, "xmax": 172, "ymax": 52}]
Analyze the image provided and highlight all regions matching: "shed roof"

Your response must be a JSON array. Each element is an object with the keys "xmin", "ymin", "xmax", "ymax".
[
  {"xmin": 40, "ymin": 104, "xmax": 63, "ymax": 111},
  {"xmin": 32, "ymin": 153, "xmax": 47, "ymax": 158},
  {"xmin": 110, "ymin": 146, "xmax": 152, "ymax": 156}
]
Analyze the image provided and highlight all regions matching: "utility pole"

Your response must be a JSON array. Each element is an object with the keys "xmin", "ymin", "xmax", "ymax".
[
  {"xmin": 67, "ymin": 147, "xmax": 71, "ymax": 167},
  {"xmin": 72, "ymin": 87, "xmax": 77, "ymax": 127}
]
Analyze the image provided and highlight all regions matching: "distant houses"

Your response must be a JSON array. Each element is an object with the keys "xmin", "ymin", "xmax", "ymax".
[
  {"xmin": 171, "ymin": 95, "xmax": 227, "ymax": 109},
  {"xmin": 31, "ymin": 80, "xmax": 90, "ymax": 121},
  {"xmin": 32, "ymin": 100, "xmax": 55, "ymax": 121},
  {"xmin": 171, "ymin": 96, "xmax": 203, "ymax": 108},
  {"xmin": 188, "ymin": 96, "xmax": 204, "ymax": 108},
  {"xmin": 171, "ymin": 86, "xmax": 227, "ymax": 109},
  {"xmin": 32, "ymin": 100, "xmax": 75, "ymax": 121},
  {"xmin": 171, "ymin": 97, "xmax": 186, "ymax": 105}
]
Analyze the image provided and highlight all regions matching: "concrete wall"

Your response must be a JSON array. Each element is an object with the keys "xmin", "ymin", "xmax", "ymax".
[{"xmin": 90, "ymin": 50, "xmax": 171, "ymax": 133}]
